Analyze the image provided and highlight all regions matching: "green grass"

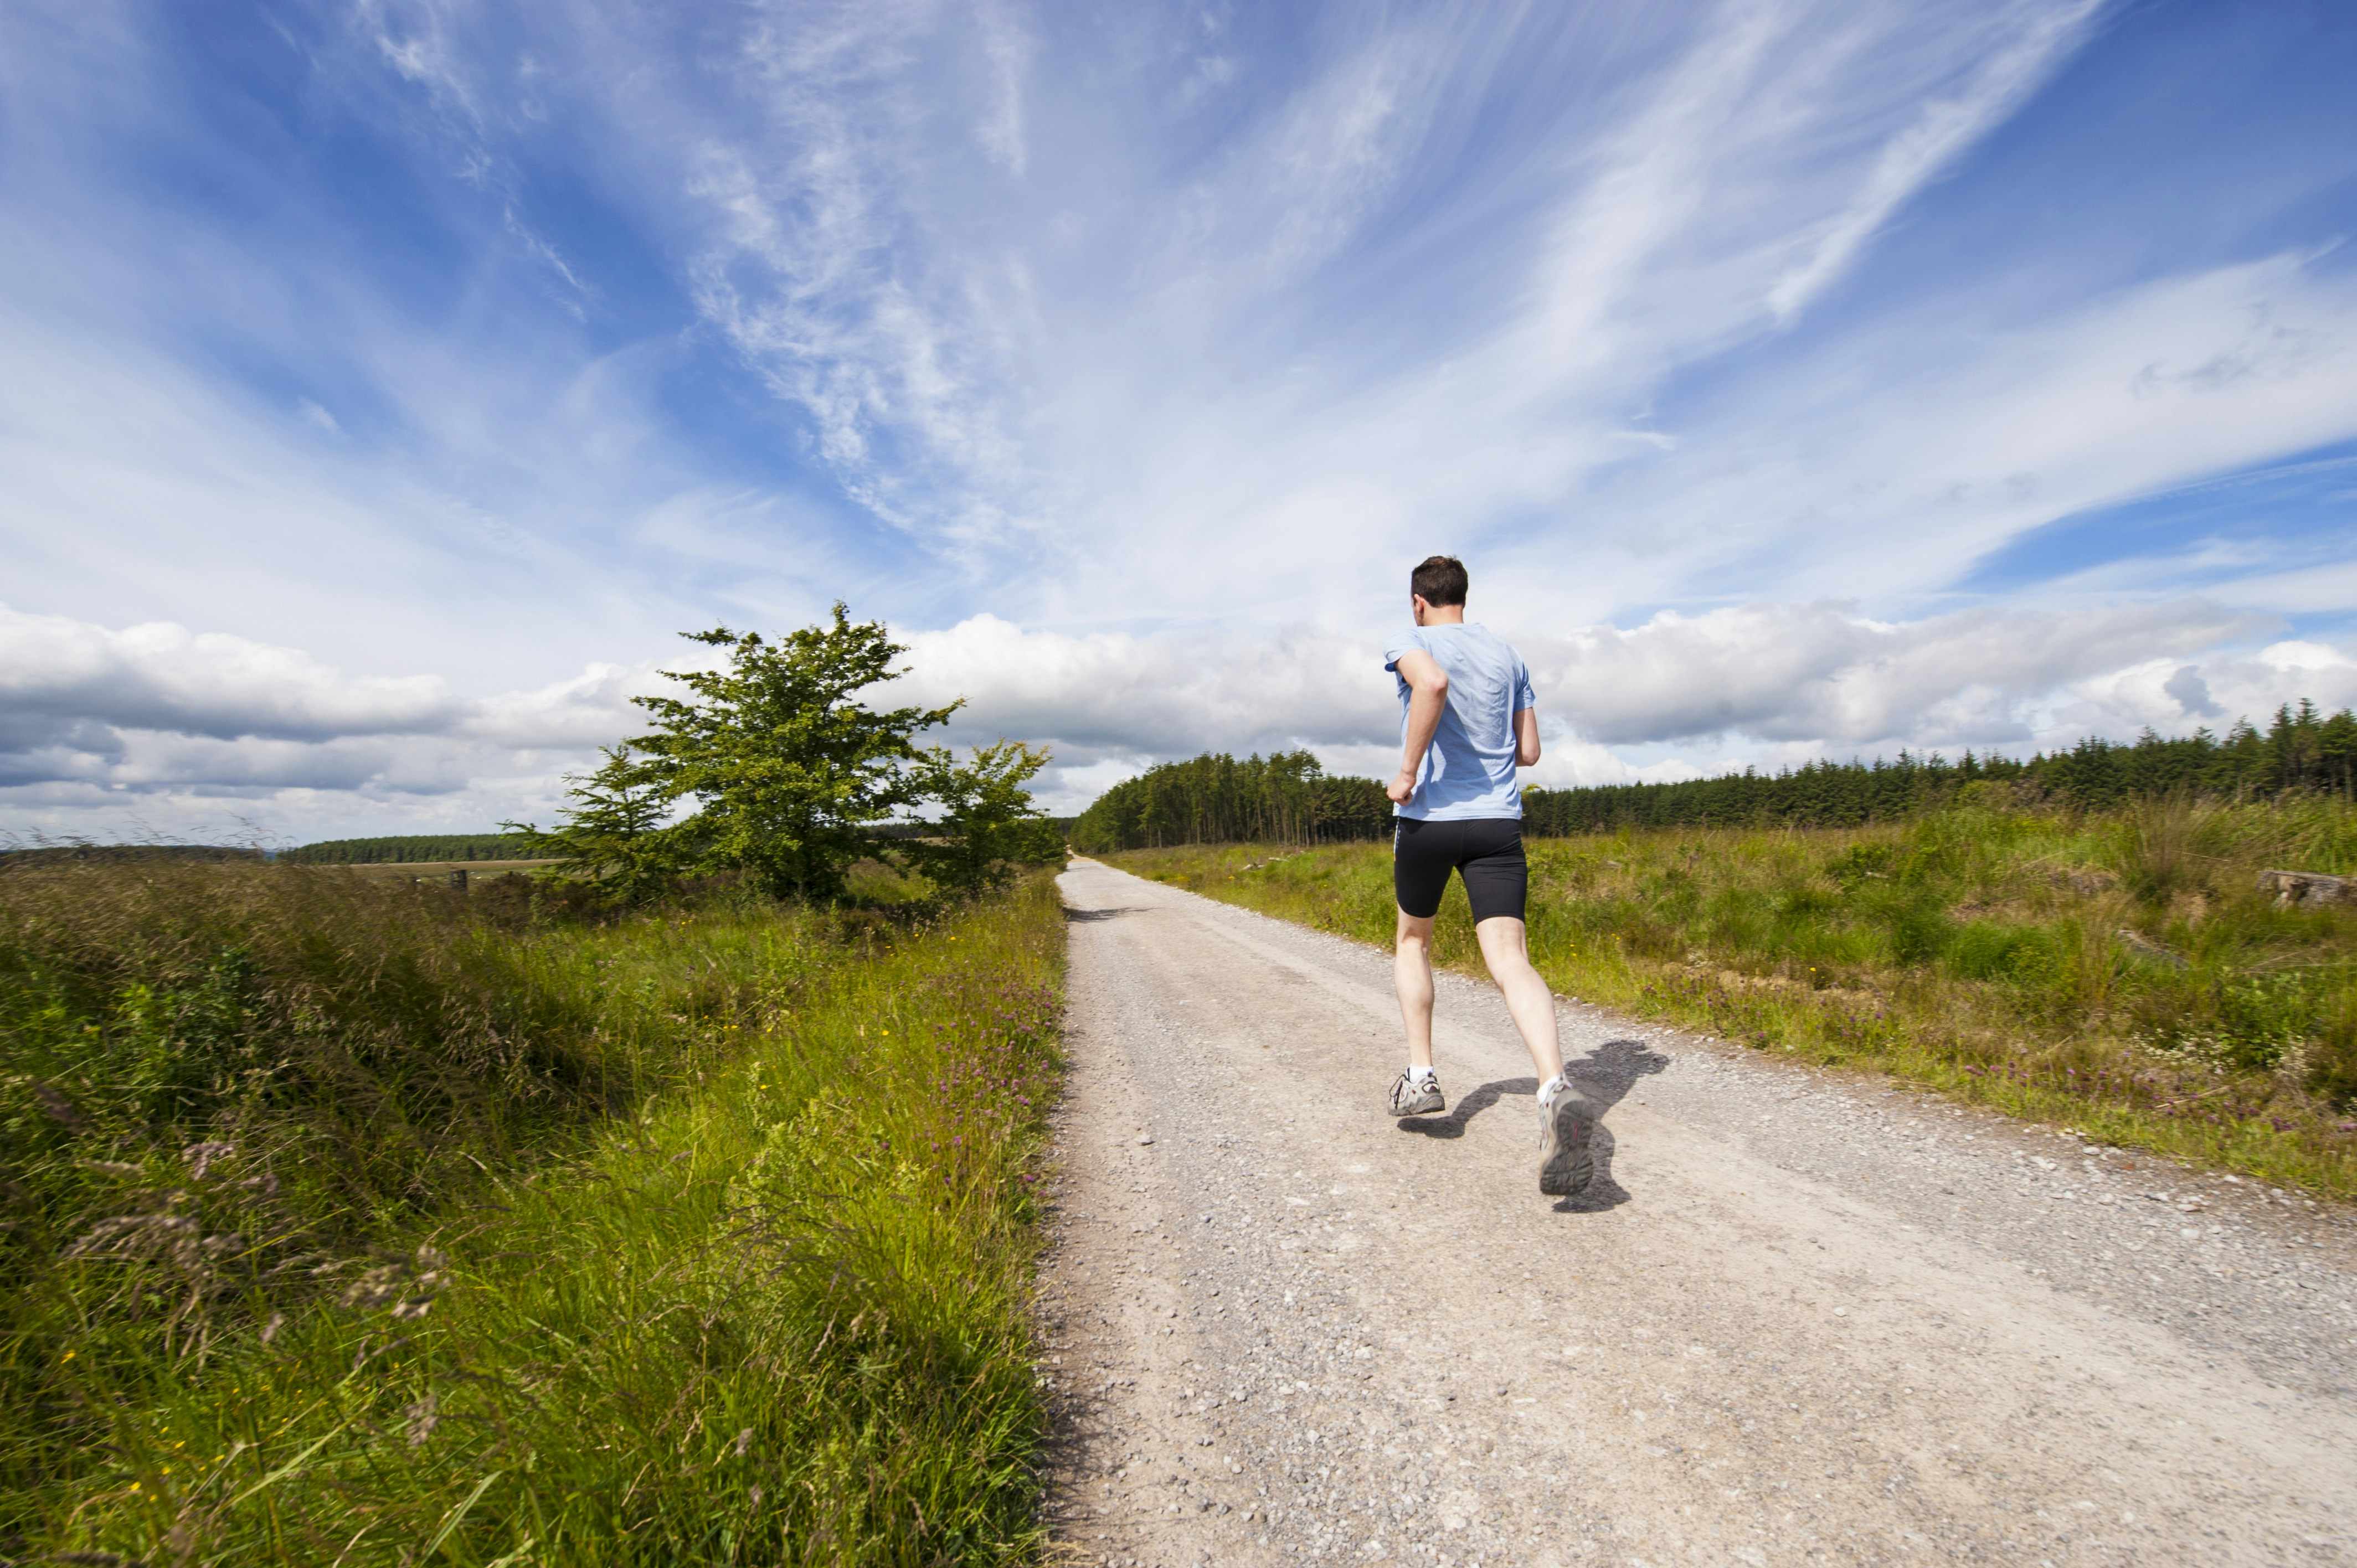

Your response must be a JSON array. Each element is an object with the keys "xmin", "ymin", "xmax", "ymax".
[
  {"xmin": 2, "ymin": 855, "xmax": 1063, "ymax": 1564},
  {"xmin": 1107, "ymin": 795, "xmax": 2357, "ymax": 1199}
]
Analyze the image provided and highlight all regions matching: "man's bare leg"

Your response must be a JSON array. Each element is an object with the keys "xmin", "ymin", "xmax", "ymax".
[
  {"xmin": 1397, "ymin": 911, "xmax": 1563, "ymax": 1081},
  {"xmin": 1476, "ymin": 914, "xmax": 1596, "ymax": 1195},
  {"xmin": 1474, "ymin": 915, "xmax": 1564, "ymax": 1084},
  {"xmin": 1394, "ymin": 908, "xmax": 1437, "ymax": 1069}
]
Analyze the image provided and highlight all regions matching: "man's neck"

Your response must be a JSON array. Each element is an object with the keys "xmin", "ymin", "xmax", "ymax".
[{"xmin": 1420, "ymin": 606, "xmax": 1467, "ymax": 626}]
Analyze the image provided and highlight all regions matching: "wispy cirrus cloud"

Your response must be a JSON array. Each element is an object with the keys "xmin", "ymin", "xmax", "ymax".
[
  {"xmin": 664, "ymin": 0, "xmax": 2124, "ymax": 601},
  {"xmin": 2, "ymin": 0, "xmax": 2354, "ymax": 840},
  {"xmin": 1763, "ymin": 0, "xmax": 2105, "ymax": 322}
]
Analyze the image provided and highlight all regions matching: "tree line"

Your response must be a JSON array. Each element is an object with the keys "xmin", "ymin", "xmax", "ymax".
[
  {"xmin": 1531, "ymin": 701, "xmax": 2357, "ymax": 832},
  {"xmin": 1068, "ymin": 750, "xmax": 1394, "ymax": 852},
  {"xmin": 1072, "ymin": 701, "xmax": 2357, "ymax": 849},
  {"xmin": 280, "ymin": 834, "xmax": 544, "ymax": 864}
]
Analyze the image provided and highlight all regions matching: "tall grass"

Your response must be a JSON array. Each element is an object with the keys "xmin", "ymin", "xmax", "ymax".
[
  {"xmin": 2, "ymin": 855, "xmax": 1063, "ymax": 1564},
  {"xmin": 1109, "ymin": 796, "xmax": 2357, "ymax": 1196}
]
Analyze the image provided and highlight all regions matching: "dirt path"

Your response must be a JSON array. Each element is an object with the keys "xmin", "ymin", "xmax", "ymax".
[{"xmin": 1035, "ymin": 859, "xmax": 2357, "ymax": 1567}]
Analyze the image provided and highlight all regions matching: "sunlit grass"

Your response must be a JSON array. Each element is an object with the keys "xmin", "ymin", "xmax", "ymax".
[
  {"xmin": 1108, "ymin": 797, "xmax": 2357, "ymax": 1198},
  {"xmin": 3, "ymin": 858, "xmax": 1064, "ymax": 1564}
]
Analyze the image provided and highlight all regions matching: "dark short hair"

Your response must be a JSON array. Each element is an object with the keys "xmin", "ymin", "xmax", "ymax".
[{"xmin": 1411, "ymin": 555, "xmax": 1468, "ymax": 606}]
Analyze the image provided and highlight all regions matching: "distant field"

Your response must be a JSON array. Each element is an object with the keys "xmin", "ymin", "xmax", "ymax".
[
  {"xmin": 1109, "ymin": 796, "xmax": 2357, "ymax": 1198},
  {"xmin": 330, "ymin": 857, "xmax": 571, "ymax": 879},
  {"xmin": 279, "ymin": 833, "xmax": 542, "ymax": 864}
]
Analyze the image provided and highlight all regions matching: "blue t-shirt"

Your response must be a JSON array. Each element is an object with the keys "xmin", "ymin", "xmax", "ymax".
[{"xmin": 1383, "ymin": 623, "xmax": 1536, "ymax": 821}]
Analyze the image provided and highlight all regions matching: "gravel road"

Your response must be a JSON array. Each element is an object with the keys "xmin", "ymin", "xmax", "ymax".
[{"xmin": 1036, "ymin": 858, "xmax": 2357, "ymax": 1567}]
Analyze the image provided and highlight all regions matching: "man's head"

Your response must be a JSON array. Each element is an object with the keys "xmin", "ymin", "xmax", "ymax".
[{"xmin": 1410, "ymin": 555, "xmax": 1468, "ymax": 623}]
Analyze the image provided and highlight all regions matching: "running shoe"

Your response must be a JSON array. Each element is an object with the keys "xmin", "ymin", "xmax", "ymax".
[
  {"xmin": 1536, "ymin": 1076, "xmax": 1599, "ymax": 1196},
  {"xmin": 1388, "ymin": 1070, "xmax": 1445, "ymax": 1117}
]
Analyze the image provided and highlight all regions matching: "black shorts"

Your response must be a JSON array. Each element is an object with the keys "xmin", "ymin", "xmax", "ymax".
[{"xmin": 1392, "ymin": 817, "xmax": 1527, "ymax": 924}]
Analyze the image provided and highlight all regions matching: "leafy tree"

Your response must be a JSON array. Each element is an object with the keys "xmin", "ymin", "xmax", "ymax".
[
  {"xmin": 503, "ymin": 745, "xmax": 676, "ymax": 902},
  {"xmin": 898, "ymin": 740, "xmax": 1067, "ymax": 894},
  {"xmin": 513, "ymin": 606, "xmax": 1062, "ymax": 903},
  {"xmin": 623, "ymin": 611, "xmax": 959, "ymax": 899}
]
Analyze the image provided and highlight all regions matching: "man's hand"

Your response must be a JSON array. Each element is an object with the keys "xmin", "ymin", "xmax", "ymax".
[{"xmin": 1387, "ymin": 767, "xmax": 1418, "ymax": 805}]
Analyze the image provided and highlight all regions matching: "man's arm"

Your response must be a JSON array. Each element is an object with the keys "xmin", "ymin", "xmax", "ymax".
[
  {"xmin": 1388, "ymin": 650, "xmax": 1449, "ymax": 805},
  {"xmin": 1515, "ymin": 706, "xmax": 1541, "ymax": 767}
]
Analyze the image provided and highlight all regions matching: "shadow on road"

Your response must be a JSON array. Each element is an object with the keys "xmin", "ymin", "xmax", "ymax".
[
  {"xmin": 1391, "ymin": 1040, "xmax": 1669, "ymax": 1212},
  {"xmin": 1061, "ymin": 905, "xmax": 1139, "ymax": 924},
  {"xmin": 1566, "ymin": 1038, "xmax": 1671, "ymax": 1106},
  {"xmin": 1394, "ymin": 1076, "xmax": 1537, "ymax": 1139},
  {"xmin": 1554, "ymin": 1038, "xmax": 1669, "ymax": 1214}
]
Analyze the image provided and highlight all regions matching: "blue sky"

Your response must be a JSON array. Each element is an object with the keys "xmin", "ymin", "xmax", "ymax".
[{"xmin": 2, "ymin": 0, "xmax": 2354, "ymax": 838}]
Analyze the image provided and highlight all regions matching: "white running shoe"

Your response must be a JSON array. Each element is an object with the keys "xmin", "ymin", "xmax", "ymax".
[
  {"xmin": 1537, "ymin": 1076, "xmax": 1599, "ymax": 1196},
  {"xmin": 1388, "ymin": 1070, "xmax": 1445, "ymax": 1117}
]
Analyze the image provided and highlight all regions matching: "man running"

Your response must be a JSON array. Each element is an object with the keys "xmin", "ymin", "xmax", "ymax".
[{"xmin": 1383, "ymin": 555, "xmax": 1598, "ymax": 1196}]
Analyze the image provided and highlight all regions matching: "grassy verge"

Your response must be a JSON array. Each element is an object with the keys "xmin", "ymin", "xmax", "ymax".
[
  {"xmin": 3, "ymin": 855, "xmax": 1063, "ymax": 1564},
  {"xmin": 1104, "ymin": 797, "xmax": 2357, "ymax": 1199}
]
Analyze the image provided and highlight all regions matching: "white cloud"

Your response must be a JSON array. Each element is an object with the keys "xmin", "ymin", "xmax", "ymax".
[
  {"xmin": 459, "ymin": 663, "xmax": 652, "ymax": 749},
  {"xmin": 7, "ymin": 594, "xmax": 2351, "ymax": 840},
  {"xmin": 0, "ymin": 602, "xmax": 459, "ymax": 747},
  {"xmin": 653, "ymin": 0, "xmax": 2133, "ymax": 616},
  {"xmin": 1515, "ymin": 599, "xmax": 2269, "ymax": 747},
  {"xmin": 363, "ymin": 0, "xmax": 485, "ymax": 135},
  {"xmin": 898, "ymin": 597, "xmax": 2345, "ymax": 792},
  {"xmin": 976, "ymin": 1, "xmax": 1029, "ymax": 177},
  {"xmin": 897, "ymin": 612, "xmax": 1391, "ymax": 755},
  {"xmin": 953, "ymin": 0, "xmax": 2200, "ymax": 631},
  {"xmin": 2209, "ymin": 559, "xmax": 2357, "ymax": 616},
  {"xmin": 1764, "ymin": 0, "xmax": 2103, "ymax": 322},
  {"xmin": 0, "ymin": 604, "xmax": 662, "ymax": 837},
  {"xmin": 5, "ymin": 0, "xmax": 2354, "ymax": 844},
  {"xmin": 681, "ymin": 1, "xmax": 1047, "ymax": 549},
  {"xmin": 2047, "ymin": 641, "xmax": 2357, "ymax": 743}
]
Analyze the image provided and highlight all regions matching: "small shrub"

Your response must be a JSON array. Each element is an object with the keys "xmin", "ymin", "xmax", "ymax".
[{"xmin": 1945, "ymin": 921, "xmax": 2060, "ymax": 987}]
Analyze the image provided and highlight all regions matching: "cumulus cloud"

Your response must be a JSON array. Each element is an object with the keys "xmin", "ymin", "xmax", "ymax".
[
  {"xmin": 1515, "ymin": 599, "xmax": 2271, "ymax": 747},
  {"xmin": 894, "ymin": 597, "xmax": 2351, "ymax": 804},
  {"xmin": 5, "ymin": 1, "xmax": 2353, "ymax": 838},
  {"xmin": 2059, "ymin": 641, "xmax": 2357, "ymax": 742},
  {"xmin": 7, "ymin": 595, "xmax": 2354, "ymax": 835},
  {"xmin": 897, "ymin": 614, "xmax": 1391, "ymax": 755},
  {"xmin": 0, "ymin": 603, "xmax": 458, "ymax": 749},
  {"xmin": 0, "ymin": 603, "xmax": 660, "ymax": 837},
  {"xmin": 459, "ymin": 663, "xmax": 654, "ymax": 749}
]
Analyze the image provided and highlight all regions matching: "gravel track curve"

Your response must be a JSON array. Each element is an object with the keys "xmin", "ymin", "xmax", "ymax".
[{"xmin": 1035, "ymin": 859, "xmax": 2357, "ymax": 1567}]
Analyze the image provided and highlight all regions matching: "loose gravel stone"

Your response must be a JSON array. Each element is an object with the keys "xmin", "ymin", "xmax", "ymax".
[{"xmin": 1036, "ymin": 860, "xmax": 2357, "ymax": 1567}]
